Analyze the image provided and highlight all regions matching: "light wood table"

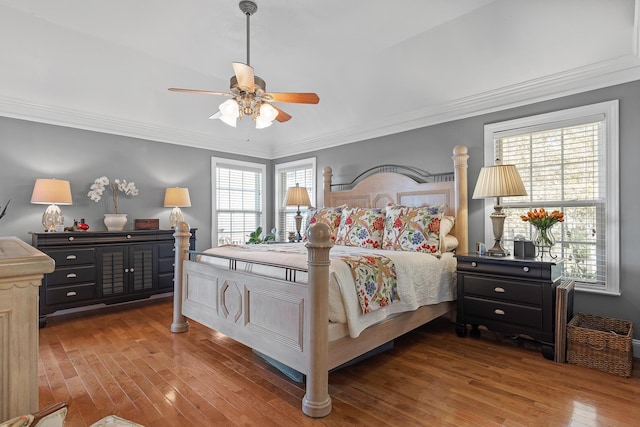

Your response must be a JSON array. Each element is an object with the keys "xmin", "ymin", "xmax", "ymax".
[{"xmin": 0, "ymin": 237, "xmax": 54, "ymax": 421}]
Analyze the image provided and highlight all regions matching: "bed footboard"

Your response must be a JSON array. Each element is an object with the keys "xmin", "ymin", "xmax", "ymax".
[{"xmin": 172, "ymin": 221, "xmax": 333, "ymax": 418}]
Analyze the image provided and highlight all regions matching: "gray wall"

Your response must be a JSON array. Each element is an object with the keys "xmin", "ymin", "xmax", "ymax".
[
  {"xmin": 278, "ymin": 80, "xmax": 640, "ymax": 339},
  {"xmin": 1, "ymin": 79, "xmax": 638, "ymax": 339},
  {"xmin": 0, "ymin": 117, "xmax": 271, "ymax": 251}
]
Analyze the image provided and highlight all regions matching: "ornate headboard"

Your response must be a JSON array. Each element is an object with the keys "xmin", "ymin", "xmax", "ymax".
[{"xmin": 323, "ymin": 145, "xmax": 469, "ymax": 253}]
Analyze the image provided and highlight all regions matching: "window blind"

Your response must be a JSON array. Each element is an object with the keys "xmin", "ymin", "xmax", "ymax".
[
  {"xmin": 498, "ymin": 120, "xmax": 606, "ymax": 288},
  {"xmin": 216, "ymin": 164, "xmax": 263, "ymax": 245}
]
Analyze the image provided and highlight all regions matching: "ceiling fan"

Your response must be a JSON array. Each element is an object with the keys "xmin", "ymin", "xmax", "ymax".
[{"xmin": 168, "ymin": 1, "xmax": 319, "ymax": 129}]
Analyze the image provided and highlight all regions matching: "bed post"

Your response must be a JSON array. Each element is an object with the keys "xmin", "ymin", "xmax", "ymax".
[
  {"xmin": 171, "ymin": 221, "xmax": 191, "ymax": 333},
  {"xmin": 452, "ymin": 145, "xmax": 469, "ymax": 254},
  {"xmin": 323, "ymin": 166, "xmax": 332, "ymax": 207},
  {"xmin": 302, "ymin": 222, "xmax": 332, "ymax": 417}
]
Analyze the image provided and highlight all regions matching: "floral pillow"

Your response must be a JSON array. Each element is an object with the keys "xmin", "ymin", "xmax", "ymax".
[
  {"xmin": 303, "ymin": 206, "xmax": 344, "ymax": 242},
  {"xmin": 382, "ymin": 204, "xmax": 443, "ymax": 253},
  {"xmin": 335, "ymin": 207, "xmax": 385, "ymax": 249}
]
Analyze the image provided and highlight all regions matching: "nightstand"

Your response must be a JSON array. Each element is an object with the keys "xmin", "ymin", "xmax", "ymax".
[{"xmin": 455, "ymin": 253, "xmax": 563, "ymax": 360}]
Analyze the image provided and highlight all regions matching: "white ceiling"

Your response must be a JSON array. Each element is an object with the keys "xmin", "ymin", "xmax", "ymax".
[{"xmin": 1, "ymin": 0, "xmax": 639, "ymax": 159}]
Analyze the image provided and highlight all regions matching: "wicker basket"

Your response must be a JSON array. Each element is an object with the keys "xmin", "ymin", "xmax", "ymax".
[{"xmin": 566, "ymin": 313, "xmax": 633, "ymax": 377}]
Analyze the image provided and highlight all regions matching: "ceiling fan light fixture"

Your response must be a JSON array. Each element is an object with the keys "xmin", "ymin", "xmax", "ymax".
[
  {"xmin": 256, "ymin": 103, "xmax": 278, "ymax": 128},
  {"xmin": 219, "ymin": 99, "xmax": 239, "ymax": 127}
]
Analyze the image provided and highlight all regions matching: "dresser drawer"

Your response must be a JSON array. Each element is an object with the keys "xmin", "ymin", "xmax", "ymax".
[
  {"xmin": 47, "ymin": 266, "xmax": 95, "ymax": 285},
  {"xmin": 45, "ymin": 248, "xmax": 95, "ymax": 266},
  {"xmin": 158, "ymin": 258, "xmax": 175, "ymax": 274},
  {"xmin": 457, "ymin": 259, "xmax": 542, "ymax": 280},
  {"xmin": 462, "ymin": 275, "xmax": 542, "ymax": 306},
  {"xmin": 464, "ymin": 296, "xmax": 542, "ymax": 330},
  {"xmin": 46, "ymin": 283, "xmax": 96, "ymax": 305},
  {"xmin": 158, "ymin": 244, "xmax": 176, "ymax": 258},
  {"xmin": 158, "ymin": 273, "xmax": 174, "ymax": 289}
]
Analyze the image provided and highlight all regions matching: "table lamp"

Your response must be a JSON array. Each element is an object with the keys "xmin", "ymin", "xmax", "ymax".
[
  {"xmin": 284, "ymin": 183, "xmax": 311, "ymax": 242},
  {"xmin": 472, "ymin": 162, "xmax": 527, "ymax": 256},
  {"xmin": 31, "ymin": 178, "xmax": 73, "ymax": 232},
  {"xmin": 164, "ymin": 187, "xmax": 191, "ymax": 228}
]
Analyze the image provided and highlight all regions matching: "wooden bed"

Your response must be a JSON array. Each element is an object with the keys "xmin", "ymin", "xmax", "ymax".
[{"xmin": 170, "ymin": 145, "xmax": 469, "ymax": 417}]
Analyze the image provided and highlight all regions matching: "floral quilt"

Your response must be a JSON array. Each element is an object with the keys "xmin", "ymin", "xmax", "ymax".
[{"xmin": 340, "ymin": 254, "xmax": 399, "ymax": 314}]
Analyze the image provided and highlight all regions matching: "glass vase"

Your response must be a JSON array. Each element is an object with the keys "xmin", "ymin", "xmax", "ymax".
[{"xmin": 533, "ymin": 226, "xmax": 556, "ymax": 258}]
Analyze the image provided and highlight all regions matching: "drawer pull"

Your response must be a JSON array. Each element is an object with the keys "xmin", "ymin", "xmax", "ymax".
[
  {"xmin": 66, "ymin": 291, "xmax": 77, "ymax": 297},
  {"xmin": 66, "ymin": 273, "xmax": 77, "ymax": 278},
  {"xmin": 523, "ymin": 266, "xmax": 530, "ymax": 272},
  {"xmin": 126, "ymin": 234, "xmax": 132, "ymax": 239},
  {"xmin": 471, "ymin": 262, "xmax": 477, "ymax": 267},
  {"xmin": 125, "ymin": 268, "xmax": 129, "ymax": 273},
  {"xmin": 68, "ymin": 236, "xmax": 74, "ymax": 241},
  {"xmin": 494, "ymin": 309, "xmax": 505, "ymax": 315},
  {"xmin": 66, "ymin": 255, "xmax": 77, "ymax": 260},
  {"xmin": 494, "ymin": 287, "xmax": 505, "ymax": 293},
  {"xmin": 130, "ymin": 268, "xmax": 135, "ymax": 273}
]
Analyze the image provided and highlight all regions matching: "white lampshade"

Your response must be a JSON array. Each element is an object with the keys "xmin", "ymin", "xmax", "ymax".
[
  {"xmin": 31, "ymin": 178, "xmax": 73, "ymax": 205},
  {"xmin": 164, "ymin": 187, "xmax": 191, "ymax": 208},
  {"xmin": 31, "ymin": 178, "xmax": 73, "ymax": 232},
  {"xmin": 284, "ymin": 183, "xmax": 311, "ymax": 207},
  {"xmin": 472, "ymin": 164, "xmax": 527, "ymax": 199}
]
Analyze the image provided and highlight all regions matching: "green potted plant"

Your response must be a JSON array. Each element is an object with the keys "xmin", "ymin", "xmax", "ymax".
[{"xmin": 247, "ymin": 226, "xmax": 276, "ymax": 244}]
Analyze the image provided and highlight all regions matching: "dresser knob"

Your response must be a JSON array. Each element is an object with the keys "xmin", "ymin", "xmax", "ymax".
[
  {"xmin": 66, "ymin": 273, "xmax": 77, "ymax": 278},
  {"xmin": 66, "ymin": 291, "xmax": 77, "ymax": 297},
  {"xmin": 471, "ymin": 262, "xmax": 477, "ymax": 267},
  {"xmin": 494, "ymin": 309, "xmax": 505, "ymax": 315},
  {"xmin": 66, "ymin": 254, "xmax": 77, "ymax": 260},
  {"xmin": 523, "ymin": 266, "xmax": 530, "ymax": 272},
  {"xmin": 126, "ymin": 234, "xmax": 132, "ymax": 239},
  {"xmin": 494, "ymin": 287, "xmax": 505, "ymax": 293},
  {"xmin": 130, "ymin": 268, "xmax": 135, "ymax": 273},
  {"xmin": 68, "ymin": 236, "xmax": 74, "ymax": 241},
  {"xmin": 125, "ymin": 268, "xmax": 129, "ymax": 273}
]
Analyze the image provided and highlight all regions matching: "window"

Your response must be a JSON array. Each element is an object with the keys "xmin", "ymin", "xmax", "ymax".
[
  {"xmin": 274, "ymin": 158, "xmax": 316, "ymax": 241},
  {"xmin": 211, "ymin": 157, "xmax": 266, "ymax": 246},
  {"xmin": 483, "ymin": 100, "xmax": 619, "ymax": 294}
]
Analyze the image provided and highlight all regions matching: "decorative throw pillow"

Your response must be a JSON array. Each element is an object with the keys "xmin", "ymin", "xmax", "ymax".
[
  {"xmin": 382, "ymin": 204, "xmax": 443, "ymax": 253},
  {"xmin": 335, "ymin": 207, "xmax": 385, "ymax": 249},
  {"xmin": 303, "ymin": 206, "xmax": 344, "ymax": 242}
]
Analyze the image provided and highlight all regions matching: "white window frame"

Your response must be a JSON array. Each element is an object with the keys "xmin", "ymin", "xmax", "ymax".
[
  {"xmin": 274, "ymin": 157, "xmax": 316, "ymax": 241},
  {"xmin": 211, "ymin": 157, "xmax": 267, "ymax": 247},
  {"xmin": 483, "ymin": 100, "xmax": 619, "ymax": 295}
]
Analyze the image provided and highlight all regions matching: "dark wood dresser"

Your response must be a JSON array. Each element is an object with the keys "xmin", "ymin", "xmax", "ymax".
[
  {"xmin": 455, "ymin": 253, "xmax": 563, "ymax": 359},
  {"xmin": 31, "ymin": 228, "xmax": 196, "ymax": 327}
]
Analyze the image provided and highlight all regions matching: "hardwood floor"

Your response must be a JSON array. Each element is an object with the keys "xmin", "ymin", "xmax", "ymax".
[{"xmin": 38, "ymin": 298, "xmax": 639, "ymax": 426}]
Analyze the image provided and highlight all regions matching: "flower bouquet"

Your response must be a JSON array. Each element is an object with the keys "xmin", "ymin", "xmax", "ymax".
[
  {"xmin": 88, "ymin": 177, "xmax": 139, "ymax": 214},
  {"xmin": 521, "ymin": 208, "xmax": 564, "ymax": 257}
]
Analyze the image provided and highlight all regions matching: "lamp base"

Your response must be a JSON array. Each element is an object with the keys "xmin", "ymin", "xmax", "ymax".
[
  {"xmin": 169, "ymin": 207, "xmax": 184, "ymax": 228},
  {"xmin": 488, "ymin": 206, "xmax": 508, "ymax": 257},
  {"xmin": 42, "ymin": 204, "xmax": 64, "ymax": 232}
]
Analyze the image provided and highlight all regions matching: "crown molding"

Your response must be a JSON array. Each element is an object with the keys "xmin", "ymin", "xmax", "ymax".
[
  {"xmin": 2, "ymin": 56, "xmax": 640, "ymax": 160},
  {"xmin": 270, "ymin": 55, "xmax": 640, "ymax": 158}
]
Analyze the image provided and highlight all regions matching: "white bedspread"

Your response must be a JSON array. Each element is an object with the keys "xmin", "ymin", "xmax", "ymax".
[{"xmin": 200, "ymin": 243, "xmax": 456, "ymax": 338}]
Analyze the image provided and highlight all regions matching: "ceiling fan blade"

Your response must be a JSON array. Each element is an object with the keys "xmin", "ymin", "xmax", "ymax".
[
  {"xmin": 266, "ymin": 92, "xmax": 320, "ymax": 104},
  {"xmin": 232, "ymin": 62, "xmax": 255, "ymax": 92},
  {"xmin": 209, "ymin": 111, "xmax": 222, "ymax": 120},
  {"xmin": 272, "ymin": 105, "xmax": 292, "ymax": 123},
  {"xmin": 169, "ymin": 88, "xmax": 233, "ymax": 97}
]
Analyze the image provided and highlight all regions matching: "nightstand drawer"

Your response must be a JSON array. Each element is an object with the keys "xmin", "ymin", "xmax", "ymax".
[
  {"xmin": 462, "ymin": 276, "xmax": 542, "ymax": 305},
  {"xmin": 457, "ymin": 259, "xmax": 542, "ymax": 279},
  {"xmin": 46, "ymin": 283, "xmax": 96, "ymax": 305},
  {"xmin": 48, "ymin": 266, "xmax": 95, "ymax": 285},
  {"xmin": 464, "ymin": 296, "xmax": 542, "ymax": 329},
  {"xmin": 45, "ymin": 248, "xmax": 95, "ymax": 266}
]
